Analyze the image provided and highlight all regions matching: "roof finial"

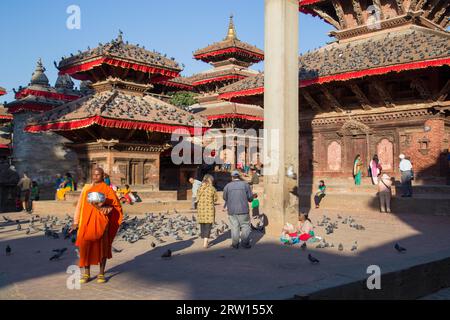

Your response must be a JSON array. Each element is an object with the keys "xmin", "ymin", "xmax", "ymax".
[
  {"xmin": 117, "ymin": 29, "xmax": 123, "ymax": 43},
  {"xmin": 30, "ymin": 58, "xmax": 49, "ymax": 86},
  {"xmin": 225, "ymin": 14, "xmax": 238, "ymax": 41}
]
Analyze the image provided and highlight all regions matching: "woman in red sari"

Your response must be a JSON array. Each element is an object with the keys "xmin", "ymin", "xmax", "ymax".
[{"xmin": 70, "ymin": 167, "xmax": 123, "ymax": 284}]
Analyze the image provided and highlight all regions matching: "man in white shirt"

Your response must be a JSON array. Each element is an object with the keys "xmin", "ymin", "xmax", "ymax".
[{"xmin": 399, "ymin": 154, "xmax": 413, "ymax": 197}]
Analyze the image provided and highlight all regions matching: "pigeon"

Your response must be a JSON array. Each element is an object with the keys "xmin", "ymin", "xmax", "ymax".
[
  {"xmin": 17, "ymin": 223, "xmax": 22, "ymax": 231},
  {"xmin": 351, "ymin": 241, "xmax": 358, "ymax": 252},
  {"xmin": 308, "ymin": 254, "xmax": 319, "ymax": 264},
  {"xmin": 338, "ymin": 243, "xmax": 344, "ymax": 251},
  {"xmin": 6, "ymin": 245, "xmax": 11, "ymax": 256},
  {"xmin": 394, "ymin": 243, "xmax": 407, "ymax": 253},
  {"xmin": 151, "ymin": 242, "xmax": 156, "ymax": 248},
  {"xmin": 301, "ymin": 243, "xmax": 307, "ymax": 251},
  {"xmin": 112, "ymin": 247, "xmax": 123, "ymax": 253},
  {"xmin": 161, "ymin": 249, "xmax": 172, "ymax": 259},
  {"xmin": 50, "ymin": 248, "xmax": 67, "ymax": 261}
]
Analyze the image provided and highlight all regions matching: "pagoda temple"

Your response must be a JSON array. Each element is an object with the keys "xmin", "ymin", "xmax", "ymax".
[
  {"xmin": 163, "ymin": 16, "xmax": 265, "ymax": 168},
  {"xmin": 25, "ymin": 32, "xmax": 208, "ymax": 189},
  {"xmin": 0, "ymin": 87, "xmax": 12, "ymax": 160},
  {"xmin": 220, "ymin": 0, "xmax": 449, "ymax": 182},
  {"xmin": 5, "ymin": 59, "xmax": 85, "ymax": 194}
]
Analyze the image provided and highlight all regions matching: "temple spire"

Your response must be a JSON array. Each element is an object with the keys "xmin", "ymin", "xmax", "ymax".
[
  {"xmin": 225, "ymin": 15, "xmax": 238, "ymax": 41},
  {"xmin": 30, "ymin": 58, "xmax": 49, "ymax": 87}
]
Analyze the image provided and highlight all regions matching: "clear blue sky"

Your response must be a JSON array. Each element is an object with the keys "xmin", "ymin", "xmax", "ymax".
[{"xmin": 0, "ymin": 0, "xmax": 332, "ymax": 102}]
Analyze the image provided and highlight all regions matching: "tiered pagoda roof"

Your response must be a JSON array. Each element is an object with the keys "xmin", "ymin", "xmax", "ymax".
[
  {"xmin": 220, "ymin": 25, "xmax": 450, "ymax": 101},
  {"xmin": 26, "ymin": 34, "xmax": 208, "ymax": 138},
  {"xmin": 6, "ymin": 59, "xmax": 84, "ymax": 114},
  {"xmin": 26, "ymin": 89, "xmax": 209, "ymax": 138},
  {"xmin": 57, "ymin": 31, "xmax": 182, "ymax": 83},
  {"xmin": 0, "ymin": 87, "xmax": 5, "ymax": 96},
  {"xmin": 193, "ymin": 16, "xmax": 264, "ymax": 66}
]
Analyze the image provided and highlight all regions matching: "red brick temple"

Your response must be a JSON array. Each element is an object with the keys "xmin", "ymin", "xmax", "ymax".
[
  {"xmin": 220, "ymin": 0, "xmax": 450, "ymax": 182},
  {"xmin": 164, "ymin": 16, "xmax": 265, "ymax": 169},
  {"xmin": 25, "ymin": 32, "xmax": 208, "ymax": 190}
]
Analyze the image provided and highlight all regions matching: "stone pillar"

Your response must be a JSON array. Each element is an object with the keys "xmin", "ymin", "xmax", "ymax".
[{"xmin": 264, "ymin": 0, "xmax": 299, "ymax": 234}]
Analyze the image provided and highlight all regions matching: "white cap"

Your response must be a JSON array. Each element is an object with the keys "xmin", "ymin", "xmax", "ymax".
[{"xmin": 399, "ymin": 154, "xmax": 405, "ymax": 159}]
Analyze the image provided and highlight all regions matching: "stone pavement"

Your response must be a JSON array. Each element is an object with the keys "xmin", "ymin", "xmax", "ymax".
[{"xmin": 1, "ymin": 206, "xmax": 450, "ymax": 300}]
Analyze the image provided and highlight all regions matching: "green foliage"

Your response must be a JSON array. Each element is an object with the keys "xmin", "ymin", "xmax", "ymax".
[{"xmin": 169, "ymin": 91, "xmax": 198, "ymax": 109}]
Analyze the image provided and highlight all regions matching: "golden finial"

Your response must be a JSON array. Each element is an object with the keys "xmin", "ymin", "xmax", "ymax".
[{"xmin": 225, "ymin": 14, "xmax": 238, "ymax": 41}]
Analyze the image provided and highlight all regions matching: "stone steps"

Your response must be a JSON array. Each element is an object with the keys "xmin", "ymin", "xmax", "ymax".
[{"xmin": 299, "ymin": 192, "xmax": 450, "ymax": 215}]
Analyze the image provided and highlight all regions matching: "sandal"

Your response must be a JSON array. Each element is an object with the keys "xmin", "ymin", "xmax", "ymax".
[
  {"xmin": 79, "ymin": 274, "xmax": 90, "ymax": 284},
  {"xmin": 97, "ymin": 274, "xmax": 107, "ymax": 284}
]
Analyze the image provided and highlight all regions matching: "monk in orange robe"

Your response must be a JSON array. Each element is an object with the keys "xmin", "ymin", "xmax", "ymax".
[{"xmin": 70, "ymin": 167, "xmax": 123, "ymax": 284}]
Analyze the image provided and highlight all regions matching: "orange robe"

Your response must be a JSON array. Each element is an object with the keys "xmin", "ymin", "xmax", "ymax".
[{"xmin": 74, "ymin": 182, "xmax": 123, "ymax": 267}]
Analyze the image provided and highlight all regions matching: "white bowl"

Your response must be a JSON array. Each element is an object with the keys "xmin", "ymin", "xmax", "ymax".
[{"xmin": 87, "ymin": 192, "xmax": 106, "ymax": 204}]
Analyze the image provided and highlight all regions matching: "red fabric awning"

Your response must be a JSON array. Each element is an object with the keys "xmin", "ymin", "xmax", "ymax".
[
  {"xmin": 158, "ymin": 80, "xmax": 194, "ymax": 91},
  {"xmin": 0, "ymin": 115, "xmax": 13, "ymax": 120},
  {"xmin": 193, "ymin": 75, "xmax": 247, "ymax": 87},
  {"xmin": 194, "ymin": 48, "xmax": 264, "ymax": 62},
  {"xmin": 25, "ymin": 115, "xmax": 208, "ymax": 135},
  {"xmin": 59, "ymin": 57, "xmax": 180, "ymax": 80},
  {"xmin": 8, "ymin": 104, "xmax": 54, "ymax": 114},
  {"xmin": 207, "ymin": 114, "xmax": 264, "ymax": 122},
  {"xmin": 15, "ymin": 88, "xmax": 80, "ymax": 101},
  {"xmin": 220, "ymin": 58, "xmax": 450, "ymax": 100},
  {"xmin": 0, "ymin": 144, "xmax": 11, "ymax": 149},
  {"xmin": 219, "ymin": 87, "xmax": 265, "ymax": 101}
]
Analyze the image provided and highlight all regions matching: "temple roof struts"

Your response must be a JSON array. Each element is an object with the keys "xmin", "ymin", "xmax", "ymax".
[
  {"xmin": 6, "ymin": 59, "xmax": 83, "ymax": 115},
  {"xmin": 193, "ymin": 16, "xmax": 264, "ymax": 67},
  {"xmin": 57, "ymin": 31, "xmax": 182, "ymax": 83},
  {"xmin": 220, "ymin": 25, "xmax": 450, "ymax": 101},
  {"xmin": 299, "ymin": 0, "xmax": 450, "ymax": 40}
]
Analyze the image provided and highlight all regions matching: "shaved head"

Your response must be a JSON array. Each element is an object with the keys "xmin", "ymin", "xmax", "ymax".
[{"xmin": 92, "ymin": 167, "xmax": 105, "ymax": 184}]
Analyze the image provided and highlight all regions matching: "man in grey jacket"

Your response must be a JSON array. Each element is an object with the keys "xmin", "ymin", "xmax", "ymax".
[{"xmin": 223, "ymin": 171, "xmax": 254, "ymax": 249}]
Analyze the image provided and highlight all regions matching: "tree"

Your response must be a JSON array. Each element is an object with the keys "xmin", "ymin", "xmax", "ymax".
[{"xmin": 169, "ymin": 91, "xmax": 198, "ymax": 110}]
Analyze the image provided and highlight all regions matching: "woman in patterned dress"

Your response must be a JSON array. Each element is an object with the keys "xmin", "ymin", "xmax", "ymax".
[{"xmin": 196, "ymin": 174, "xmax": 218, "ymax": 249}]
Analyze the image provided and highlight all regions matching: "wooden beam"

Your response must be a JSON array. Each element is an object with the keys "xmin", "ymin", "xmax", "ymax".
[
  {"xmin": 409, "ymin": 0, "xmax": 419, "ymax": 11},
  {"xmin": 433, "ymin": 2, "xmax": 449, "ymax": 24},
  {"xmin": 434, "ymin": 79, "xmax": 450, "ymax": 102},
  {"xmin": 426, "ymin": 0, "xmax": 443, "ymax": 18},
  {"xmin": 373, "ymin": 81, "xmax": 395, "ymax": 108},
  {"xmin": 415, "ymin": 0, "xmax": 428, "ymax": 11},
  {"xmin": 410, "ymin": 78, "xmax": 431, "ymax": 100},
  {"xmin": 301, "ymin": 90, "xmax": 323, "ymax": 111},
  {"xmin": 85, "ymin": 127, "xmax": 98, "ymax": 140},
  {"xmin": 311, "ymin": 6, "xmax": 341, "ymax": 29},
  {"xmin": 123, "ymin": 129, "xmax": 136, "ymax": 142},
  {"xmin": 332, "ymin": 0, "xmax": 347, "ymax": 29},
  {"xmin": 395, "ymin": 0, "xmax": 405, "ymax": 14},
  {"xmin": 349, "ymin": 83, "xmax": 372, "ymax": 110},
  {"xmin": 351, "ymin": 0, "xmax": 364, "ymax": 24},
  {"xmin": 321, "ymin": 87, "xmax": 344, "ymax": 113}
]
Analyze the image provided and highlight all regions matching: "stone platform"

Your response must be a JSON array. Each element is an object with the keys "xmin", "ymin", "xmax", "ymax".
[{"xmin": 1, "ymin": 206, "xmax": 450, "ymax": 299}]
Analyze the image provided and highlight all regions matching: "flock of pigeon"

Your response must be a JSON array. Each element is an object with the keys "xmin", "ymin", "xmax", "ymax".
[{"xmin": 2, "ymin": 211, "xmax": 407, "ymax": 265}]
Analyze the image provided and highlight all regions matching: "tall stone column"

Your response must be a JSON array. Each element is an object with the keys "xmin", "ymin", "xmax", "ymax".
[{"xmin": 264, "ymin": 0, "xmax": 299, "ymax": 234}]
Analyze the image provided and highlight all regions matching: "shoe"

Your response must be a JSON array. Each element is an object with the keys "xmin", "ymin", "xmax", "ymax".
[
  {"xmin": 97, "ymin": 274, "xmax": 107, "ymax": 284},
  {"xmin": 79, "ymin": 274, "xmax": 90, "ymax": 284},
  {"xmin": 231, "ymin": 244, "xmax": 239, "ymax": 249},
  {"xmin": 241, "ymin": 244, "xmax": 252, "ymax": 249}
]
